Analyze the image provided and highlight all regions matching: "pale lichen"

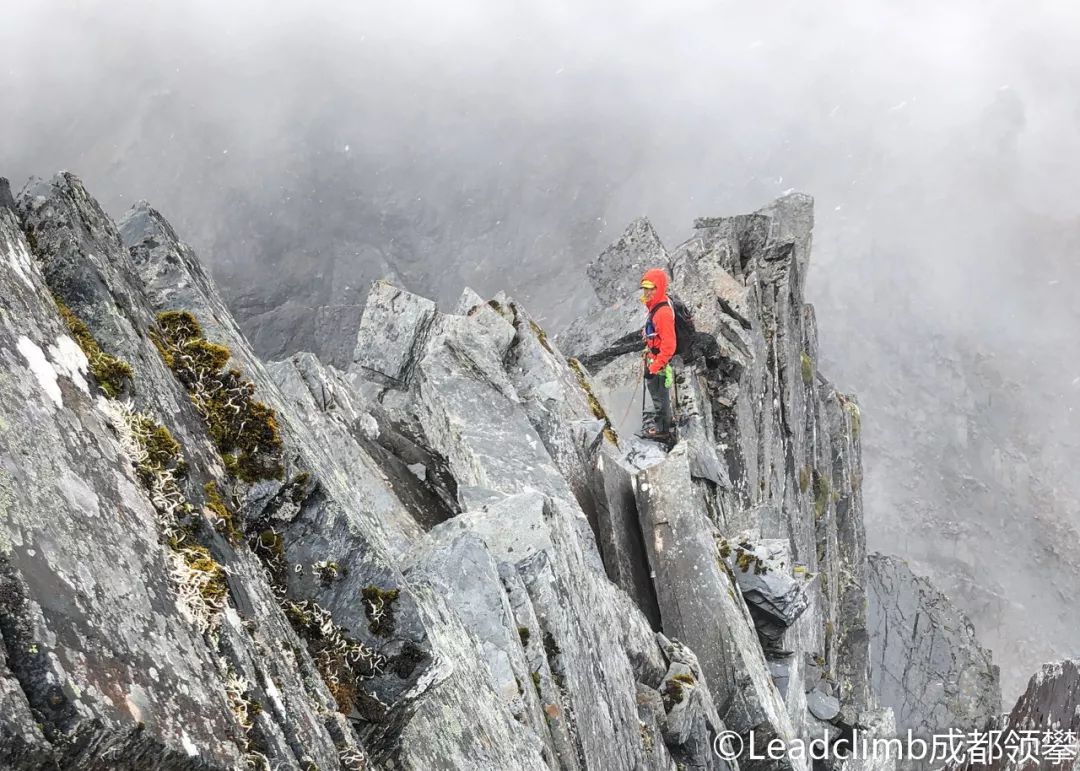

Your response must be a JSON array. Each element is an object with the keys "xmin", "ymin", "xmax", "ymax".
[{"xmin": 101, "ymin": 399, "xmax": 228, "ymax": 634}]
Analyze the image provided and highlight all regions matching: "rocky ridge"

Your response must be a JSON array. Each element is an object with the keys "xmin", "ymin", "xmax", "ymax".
[{"xmin": 0, "ymin": 172, "xmax": 1007, "ymax": 770}]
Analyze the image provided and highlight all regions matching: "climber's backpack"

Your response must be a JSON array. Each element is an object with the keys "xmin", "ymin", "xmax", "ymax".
[{"xmin": 648, "ymin": 295, "xmax": 698, "ymax": 360}]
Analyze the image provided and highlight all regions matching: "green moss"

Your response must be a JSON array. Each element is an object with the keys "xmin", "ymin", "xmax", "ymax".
[
  {"xmin": 528, "ymin": 319, "xmax": 555, "ymax": 355},
  {"xmin": 813, "ymin": 470, "xmax": 831, "ymax": 519},
  {"xmin": 259, "ymin": 529, "xmax": 283, "ymax": 555},
  {"xmin": 672, "ymin": 672, "xmax": 696, "ymax": 685},
  {"xmin": 799, "ymin": 466, "xmax": 811, "ymax": 494},
  {"xmin": 662, "ymin": 679, "xmax": 685, "ymax": 708},
  {"xmin": 800, "ymin": 351, "xmax": 814, "ymax": 385},
  {"xmin": 54, "ymin": 296, "xmax": 133, "ymax": 398},
  {"xmin": 129, "ymin": 415, "xmax": 185, "ymax": 487},
  {"xmin": 289, "ymin": 472, "xmax": 311, "ymax": 504},
  {"xmin": 155, "ymin": 310, "xmax": 203, "ymax": 344},
  {"xmin": 279, "ymin": 598, "xmax": 386, "ymax": 716},
  {"xmin": 314, "ymin": 561, "xmax": 341, "ymax": 587},
  {"xmin": 717, "ymin": 540, "xmax": 731, "ymax": 560},
  {"xmin": 179, "ymin": 544, "xmax": 229, "ymax": 606},
  {"xmin": 137, "ymin": 416, "xmax": 180, "ymax": 467},
  {"xmin": 531, "ymin": 670, "xmax": 541, "ymax": 695},
  {"xmin": 361, "ymin": 585, "xmax": 400, "ymax": 637},
  {"xmin": 152, "ymin": 311, "xmax": 284, "ymax": 482},
  {"xmin": 640, "ymin": 721, "xmax": 655, "ymax": 753},
  {"xmin": 844, "ymin": 399, "xmax": 861, "ymax": 437},
  {"xmin": 205, "ymin": 482, "xmax": 242, "ymax": 544},
  {"xmin": 24, "ymin": 227, "xmax": 40, "ymax": 256},
  {"xmin": 518, "ymin": 626, "xmax": 531, "ymax": 647},
  {"xmin": 567, "ymin": 357, "xmax": 618, "ymax": 445}
]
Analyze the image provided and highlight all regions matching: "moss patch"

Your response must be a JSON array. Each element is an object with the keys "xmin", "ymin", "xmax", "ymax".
[
  {"xmin": 204, "ymin": 481, "xmax": 242, "ymax": 544},
  {"xmin": 518, "ymin": 626, "xmax": 531, "ymax": 647},
  {"xmin": 283, "ymin": 599, "xmax": 387, "ymax": 715},
  {"xmin": 843, "ymin": 398, "xmax": 861, "ymax": 437},
  {"xmin": 313, "ymin": 560, "xmax": 341, "ymax": 587},
  {"xmin": 53, "ymin": 296, "xmax": 132, "ymax": 398},
  {"xmin": 733, "ymin": 546, "xmax": 769, "ymax": 575},
  {"xmin": 800, "ymin": 351, "xmax": 814, "ymax": 385},
  {"xmin": 813, "ymin": 470, "xmax": 831, "ymax": 519},
  {"xmin": 152, "ymin": 310, "xmax": 283, "ymax": 482},
  {"xmin": 177, "ymin": 544, "xmax": 229, "ymax": 606},
  {"xmin": 528, "ymin": 319, "xmax": 555, "ymax": 355},
  {"xmin": 662, "ymin": 679, "xmax": 686, "ymax": 709},
  {"xmin": 362, "ymin": 586, "xmax": 400, "ymax": 637},
  {"xmin": 567, "ymin": 357, "xmax": 618, "ymax": 445},
  {"xmin": 799, "ymin": 466, "xmax": 811, "ymax": 494}
]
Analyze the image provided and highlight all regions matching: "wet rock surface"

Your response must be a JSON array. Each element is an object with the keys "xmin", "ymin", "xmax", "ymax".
[{"xmin": 0, "ymin": 171, "xmax": 1034, "ymax": 770}]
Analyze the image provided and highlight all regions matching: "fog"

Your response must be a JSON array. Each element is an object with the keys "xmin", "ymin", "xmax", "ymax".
[{"xmin": 3, "ymin": 0, "xmax": 1079, "ymax": 700}]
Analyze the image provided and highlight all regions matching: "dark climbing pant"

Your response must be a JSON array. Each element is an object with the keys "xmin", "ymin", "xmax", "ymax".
[{"xmin": 646, "ymin": 372, "xmax": 672, "ymax": 433}]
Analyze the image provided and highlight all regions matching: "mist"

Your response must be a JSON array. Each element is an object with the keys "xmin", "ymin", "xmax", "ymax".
[{"xmin": 3, "ymin": 0, "xmax": 1079, "ymax": 699}]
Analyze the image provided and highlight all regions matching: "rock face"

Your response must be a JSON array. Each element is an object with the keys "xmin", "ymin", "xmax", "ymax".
[
  {"xmin": 0, "ymin": 172, "xmax": 1020, "ymax": 770},
  {"xmin": 867, "ymin": 553, "xmax": 1001, "ymax": 740},
  {"xmin": 950, "ymin": 660, "xmax": 1080, "ymax": 771}
]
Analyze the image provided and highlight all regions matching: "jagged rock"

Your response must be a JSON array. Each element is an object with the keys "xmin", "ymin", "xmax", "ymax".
[
  {"xmin": 635, "ymin": 444, "xmax": 803, "ymax": 770},
  {"xmin": 954, "ymin": 660, "xmax": 1080, "ymax": 771},
  {"xmin": 587, "ymin": 217, "xmax": 669, "ymax": 306},
  {"xmin": 656, "ymin": 635, "xmax": 734, "ymax": 770},
  {"xmin": 353, "ymin": 279, "xmax": 439, "ymax": 383},
  {"xmin": 404, "ymin": 532, "xmax": 551, "ymax": 765},
  {"xmin": 1, "ymin": 173, "xmax": 574, "ymax": 769},
  {"xmin": 1, "ymin": 181, "xmax": 246, "ymax": 767},
  {"xmin": 1, "ymin": 172, "xmax": 978, "ymax": 771},
  {"xmin": 802, "ymin": 654, "xmax": 823, "ymax": 692},
  {"xmin": 0, "ymin": 177, "xmax": 14, "ymax": 210},
  {"xmin": 561, "ymin": 218, "xmax": 670, "ymax": 372},
  {"xmin": 867, "ymin": 553, "xmax": 1001, "ymax": 739},
  {"xmin": 718, "ymin": 535, "xmax": 814, "ymax": 649},
  {"xmin": 455, "ymin": 287, "xmax": 517, "ymax": 354},
  {"xmin": 584, "ymin": 440, "xmax": 663, "ymax": 629}
]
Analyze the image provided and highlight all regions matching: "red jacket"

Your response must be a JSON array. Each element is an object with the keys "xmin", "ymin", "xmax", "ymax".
[{"xmin": 642, "ymin": 268, "xmax": 676, "ymax": 375}]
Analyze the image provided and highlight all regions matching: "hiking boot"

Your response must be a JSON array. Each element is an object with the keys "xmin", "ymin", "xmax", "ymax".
[{"xmin": 640, "ymin": 425, "xmax": 675, "ymax": 444}]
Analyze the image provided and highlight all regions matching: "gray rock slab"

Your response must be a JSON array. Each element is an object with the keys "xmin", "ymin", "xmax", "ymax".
[
  {"xmin": 351, "ymin": 279, "xmax": 438, "ymax": 383},
  {"xmin": 867, "ymin": 553, "xmax": 1000, "ymax": 738},
  {"xmin": 635, "ymin": 444, "xmax": 803, "ymax": 771}
]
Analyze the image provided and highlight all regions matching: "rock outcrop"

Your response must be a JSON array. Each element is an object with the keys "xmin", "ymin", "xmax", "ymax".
[
  {"xmin": 867, "ymin": 553, "xmax": 1001, "ymax": 743},
  {"xmin": 950, "ymin": 660, "xmax": 1079, "ymax": 771},
  {"xmin": 0, "ymin": 171, "xmax": 1026, "ymax": 770}
]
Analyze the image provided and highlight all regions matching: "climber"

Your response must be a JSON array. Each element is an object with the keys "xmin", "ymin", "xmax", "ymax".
[{"xmin": 640, "ymin": 268, "xmax": 676, "ymax": 441}]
